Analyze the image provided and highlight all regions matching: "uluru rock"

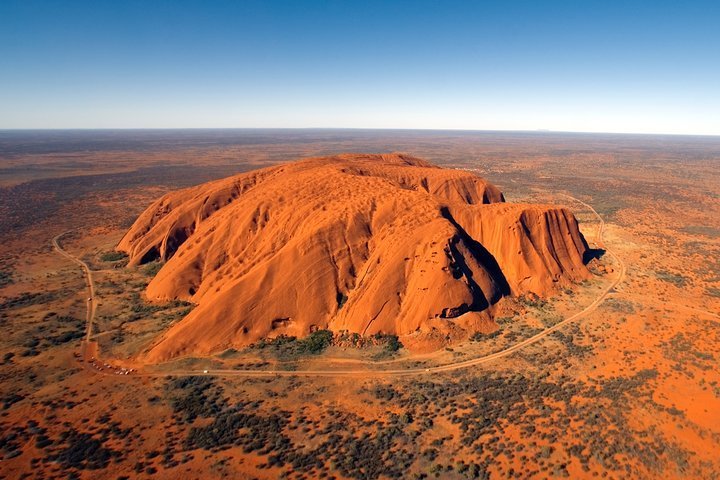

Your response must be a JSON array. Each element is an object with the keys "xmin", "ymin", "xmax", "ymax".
[{"xmin": 118, "ymin": 153, "xmax": 590, "ymax": 361}]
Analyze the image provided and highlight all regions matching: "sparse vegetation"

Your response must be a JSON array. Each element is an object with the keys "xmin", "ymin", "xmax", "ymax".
[
  {"xmin": 17, "ymin": 314, "xmax": 84, "ymax": 356},
  {"xmin": 298, "ymin": 329, "xmax": 334, "ymax": 354},
  {"xmin": 706, "ymin": 286, "xmax": 720, "ymax": 298},
  {"xmin": 655, "ymin": 270, "xmax": 688, "ymax": 287},
  {"xmin": 0, "ymin": 270, "xmax": 13, "ymax": 287},
  {"xmin": 100, "ymin": 251, "xmax": 128, "ymax": 262},
  {"xmin": 46, "ymin": 429, "xmax": 122, "ymax": 470},
  {"xmin": 253, "ymin": 329, "xmax": 334, "ymax": 358},
  {"xmin": 373, "ymin": 332, "xmax": 403, "ymax": 358},
  {"xmin": 165, "ymin": 376, "xmax": 226, "ymax": 423},
  {"xmin": 0, "ymin": 291, "xmax": 59, "ymax": 310},
  {"xmin": 517, "ymin": 294, "xmax": 547, "ymax": 310},
  {"xmin": 470, "ymin": 330, "xmax": 501, "ymax": 342},
  {"xmin": 142, "ymin": 261, "xmax": 164, "ymax": 277}
]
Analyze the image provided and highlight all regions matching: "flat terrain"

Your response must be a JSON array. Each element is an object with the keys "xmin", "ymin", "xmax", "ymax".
[{"xmin": 1, "ymin": 130, "xmax": 719, "ymax": 479}]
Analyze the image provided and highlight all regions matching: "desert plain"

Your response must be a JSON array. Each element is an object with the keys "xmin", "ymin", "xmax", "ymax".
[{"xmin": 1, "ymin": 129, "xmax": 719, "ymax": 479}]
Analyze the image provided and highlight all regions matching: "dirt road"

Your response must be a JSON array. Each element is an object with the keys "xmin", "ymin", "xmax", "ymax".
[{"xmin": 52, "ymin": 232, "xmax": 96, "ymax": 342}]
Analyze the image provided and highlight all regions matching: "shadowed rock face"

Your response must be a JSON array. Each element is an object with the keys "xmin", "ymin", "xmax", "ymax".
[{"xmin": 118, "ymin": 153, "xmax": 590, "ymax": 361}]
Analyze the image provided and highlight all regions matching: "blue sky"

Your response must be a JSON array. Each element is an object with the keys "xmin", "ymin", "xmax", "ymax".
[{"xmin": 1, "ymin": 0, "xmax": 718, "ymax": 134}]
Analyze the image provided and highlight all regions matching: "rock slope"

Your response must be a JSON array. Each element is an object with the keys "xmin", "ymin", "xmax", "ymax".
[{"xmin": 118, "ymin": 153, "xmax": 590, "ymax": 361}]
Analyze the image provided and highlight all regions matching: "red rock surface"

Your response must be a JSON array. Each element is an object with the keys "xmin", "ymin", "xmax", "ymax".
[{"xmin": 118, "ymin": 153, "xmax": 589, "ymax": 361}]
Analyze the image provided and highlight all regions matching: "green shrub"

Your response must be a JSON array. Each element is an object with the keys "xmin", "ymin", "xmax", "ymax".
[
  {"xmin": 298, "ymin": 329, "xmax": 334, "ymax": 354},
  {"xmin": 383, "ymin": 334, "xmax": 402, "ymax": 352},
  {"xmin": 142, "ymin": 261, "xmax": 164, "ymax": 277},
  {"xmin": 47, "ymin": 429, "xmax": 121, "ymax": 470},
  {"xmin": 0, "ymin": 291, "xmax": 58, "ymax": 310},
  {"xmin": 252, "ymin": 329, "xmax": 335, "ymax": 357},
  {"xmin": 0, "ymin": 270, "xmax": 13, "ymax": 287},
  {"xmin": 655, "ymin": 270, "xmax": 687, "ymax": 287},
  {"xmin": 165, "ymin": 376, "xmax": 226, "ymax": 423},
  {"xmin": 371, "ymin": 332, "xmax": 402, "ymax": 351},
  {"xmin": 100, "ymin": 251, "xmax": 128, "ymax": 262}
]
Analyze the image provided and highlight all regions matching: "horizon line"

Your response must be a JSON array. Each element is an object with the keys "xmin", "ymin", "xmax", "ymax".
[{"xmin": 1, "ymin": 127, "xmax": 719, "ymax": 138}]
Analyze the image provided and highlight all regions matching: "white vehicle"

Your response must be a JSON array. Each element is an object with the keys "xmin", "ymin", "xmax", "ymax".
[{"xmin": 203, "ymin": 370, "xmax": 209, "ymax": 374}]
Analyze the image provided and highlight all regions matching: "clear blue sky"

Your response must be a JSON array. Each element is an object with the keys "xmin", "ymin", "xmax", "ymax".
[{"xmin": 1, "ymin": 0, "xmax": 718, "ymax": 134}]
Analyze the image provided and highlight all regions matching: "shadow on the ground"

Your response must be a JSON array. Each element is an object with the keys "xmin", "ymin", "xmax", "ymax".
[{"xmin": 583, "ymin": 248, "xmax": 605, "ymax": 264}]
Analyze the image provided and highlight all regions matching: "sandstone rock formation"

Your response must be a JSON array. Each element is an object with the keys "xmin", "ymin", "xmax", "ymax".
[{"xmin": 118, "ymin": 153, "xmax": 590, "ymax": 361}]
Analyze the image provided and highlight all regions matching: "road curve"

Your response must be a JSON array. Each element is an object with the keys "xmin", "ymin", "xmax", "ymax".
[
  {"xmin": 52, "ymin": 232, "xmax": 96, "ymax": 342},
  {"xmin": 54, "ymin": 194, "xmax": 626, "ymax": 378}
]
